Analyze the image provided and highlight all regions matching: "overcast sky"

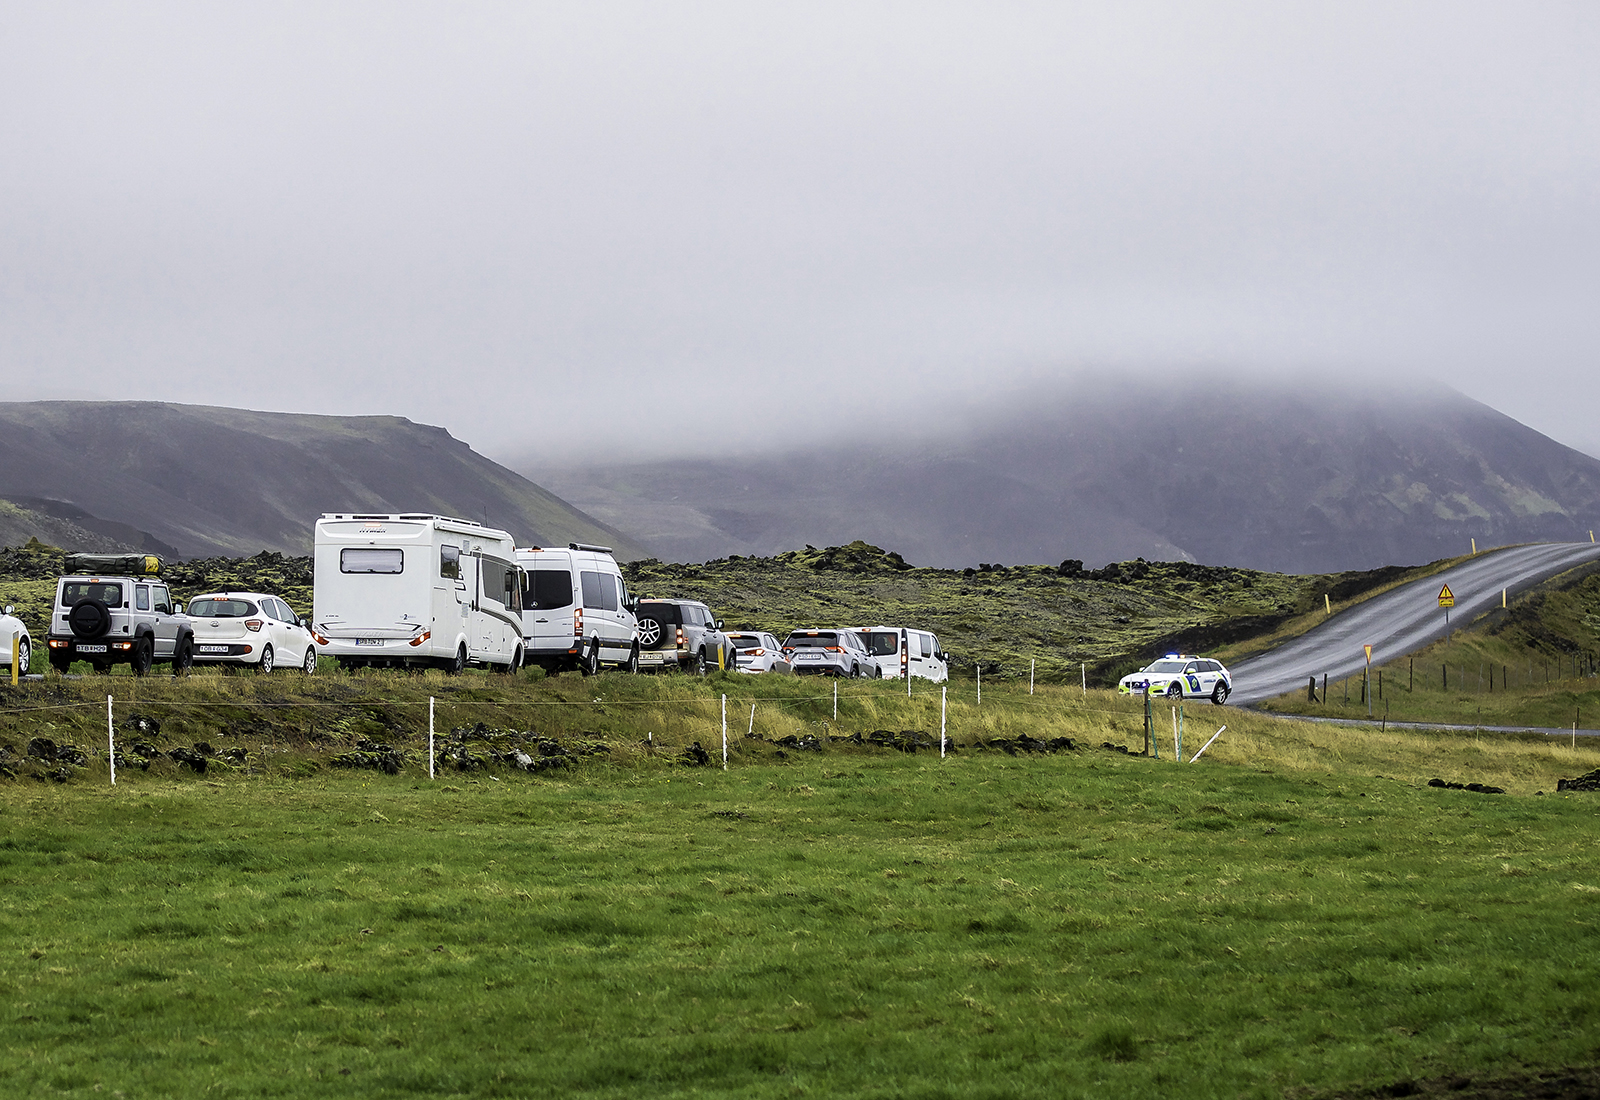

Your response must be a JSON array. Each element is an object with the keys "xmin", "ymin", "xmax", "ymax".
[{"xmin": 4, "ymin": 2, "xmax": 1598, "ymax": 464}]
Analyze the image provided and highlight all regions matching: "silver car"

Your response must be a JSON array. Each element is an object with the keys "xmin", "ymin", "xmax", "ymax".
[
  {"xmin": 781, "ymin": 629, "xmax": 881, "ymax": 678},
  {"xmin": 728, "ymin": 631, "xmax": 792, "ymax": 674}
]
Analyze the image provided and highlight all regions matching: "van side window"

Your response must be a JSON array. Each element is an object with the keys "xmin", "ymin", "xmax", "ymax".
[
  {"xmin": 580, "ymin": 571, "xmax": 602, "ymax": 610},
  {"xmin": 441, "ymin": 544, "xmax": 461, "ymax": 580},
  {"xmin": 615, "ymin": 574, "xmax": 630, "ymax": 610},
  {"xmin": 527, "ymin": 570, "xmax": 573, "ymax": 611},
  {"xmin": 600, "ymin": 574, "xmax": 619, "ymax": 612}
]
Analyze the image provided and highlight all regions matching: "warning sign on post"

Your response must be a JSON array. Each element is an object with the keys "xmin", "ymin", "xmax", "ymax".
[{"xmin": 1438, "ymin": 584, "xmax": 1455, "ymax": 608}]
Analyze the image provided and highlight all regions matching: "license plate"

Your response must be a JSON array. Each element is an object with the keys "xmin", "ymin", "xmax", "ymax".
[
  {"xmin": 797, "ymin": 653, "xmax": 822, "ymax": 660},
  {"xmin": 78, "ymin": 644, "xmax": 108, "ymax": 654},
  {"xmin": 197, "ymin": 645, "xmax": 229, "ymax": 654},
  {"xmin": 356, "ymin": 638, "xmax": 384, "ymax": 646}
]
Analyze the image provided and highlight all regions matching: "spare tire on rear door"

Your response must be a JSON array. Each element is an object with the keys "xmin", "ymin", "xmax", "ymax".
[
  {"xmin": 68, "ymin": 599, "xmax": 112, "ymax": 639},
  {"xmin": 637, "ymin": 615, "xmax": 671, "ymax": 650}
]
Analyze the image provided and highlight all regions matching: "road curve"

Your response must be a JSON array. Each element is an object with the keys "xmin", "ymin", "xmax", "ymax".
[{"xmin": 1228, "ymin": 541, "xmax": 1600, "ymax": 706}]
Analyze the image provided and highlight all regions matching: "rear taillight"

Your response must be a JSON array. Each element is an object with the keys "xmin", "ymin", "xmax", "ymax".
[
  {"xmin": 311, "ymin": 631, "xmax": 329, "ymax": 645},
  {"xmin": 825, "ymin": 646, "xmax": 842, "ymax": 652},
  {"xmin": 574, "ymin": 608, "xmax": 583, "ymax": 637},
  {"xmin": 408, "ymin": 631, "xmax": 431, "ymax": 647},
  {"xmin": 743, "ymin": 648, "xmax": 765, "ymax": 656},
  {"xmin": 245, "ymin": 620, "xmax": 263, "ymax": 632}
]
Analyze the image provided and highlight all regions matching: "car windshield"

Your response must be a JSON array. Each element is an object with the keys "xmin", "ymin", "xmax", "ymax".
[
  {"xmin": 61, "ymin": 582, "xmax": 123, "ymax": 607},
  {"xmin": 189, "ymin": 598, "xmax": 257, "ymax": 618},
  {"xmin": 860, "ymin": 631, "xmax": 898, "ymax": 656},
  {"xmin": 1144, "ymin": 659, "xmax": 1187, "ymax": 673},
  {"xmin": 785, "ymin": 632, "xmax": 838, "ymax": 648}
]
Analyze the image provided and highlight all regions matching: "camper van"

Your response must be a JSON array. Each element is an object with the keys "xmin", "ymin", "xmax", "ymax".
[
  {"xmin": 516, "ymin": 544, "xmax": 638, "ymax": 675},
  {"xmin": 857, "ymin": 626, "xmax": 949, "ymax": 683},
  {"xmin": 312, "ymin": 514, "xmax": 525, "ymax": 673}
]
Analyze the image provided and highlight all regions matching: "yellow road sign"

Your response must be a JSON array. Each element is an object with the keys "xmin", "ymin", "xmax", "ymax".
[
  {"xmin": 1438, "ymin": 584, "xmax": 1455, "ymax": 608},
  {"xmin": 1363, "ymin": 645, "xmax": 1373, "ymax": 663}
]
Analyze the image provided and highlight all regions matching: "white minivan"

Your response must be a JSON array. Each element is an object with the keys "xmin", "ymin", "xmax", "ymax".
[
  {"xmin": 858, "ymin": 626, "xmax": 949, "ymax": 683},
  {"xmin": 516, "ymin": 544, "xmax": 639, "ymax": 676}
]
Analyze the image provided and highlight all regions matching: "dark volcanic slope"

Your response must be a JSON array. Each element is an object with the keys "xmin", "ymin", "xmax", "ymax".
[
  {"xmin": 0, "ymin": 401, "xmax": 650, "ymax": 560},
  {"xmin": 534, "ymin": 382, "xmax": 1600, "ymax": 573}
]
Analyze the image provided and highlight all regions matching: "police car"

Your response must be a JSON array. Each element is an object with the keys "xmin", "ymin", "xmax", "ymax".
[{"xmin": 1118, "ymin": 655, "xmax": 1232, "ymax": 704}]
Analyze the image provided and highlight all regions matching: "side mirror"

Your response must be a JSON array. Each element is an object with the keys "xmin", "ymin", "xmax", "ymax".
[
  {"xmin": 715, "ymin": 619, "xmax": 725, "ymax": 630},
  {"xmin": 3, "ymin": 605, "xmax": 12, "ymax": 615},
  {"xmin": 173, "ymin": 603, "xmax": 184, "ymax": 616}
]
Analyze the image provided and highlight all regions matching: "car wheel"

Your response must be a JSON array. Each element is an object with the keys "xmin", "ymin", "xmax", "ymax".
[
  {"xmin": 1211, "ymin": 682, "xmax": 1230, "ymax": 705},
  {"xmin": 496, "ymin": 646, "xmax": 522, "ymax": 674},
  {"xmin": 686, "ymin": 650, "xmax": 707, "ymax": 676},
  {"xmin": 1165, "ymin": 682, "xmax": 1183, "ymax": 698},
  {"xmin": 11, "ymin": 638, "xmax": 28, "ymax": 676},
  {"xmin": 875, "ymin": 664, "xmax": 884, "ymax": 679},
  {"xmin": 172, "ymin": 636, "xmax": 193, "ymax": 674},
  {"xmin": 444, "ymin": 644, "xmax": 467, "ymax": 675},
  {"xmin": 849, "ymin": 664, "xmax": 860, "ymax": 679},
  {"xmin": 258, "ymin": 644, "xmax": 275, "ymax": 674},
  {"xmin": 637, "ymin": 617, "xmax": 664, "ymax": 648},
  {"xmin": 625, "ymin": 646, "xmax": 640, "ymax": 674},
  {"xmin": 581, "ymin": 640, "xmax": 601, "ymax": 677},
  {"xmin": 130, "ymin": 637, "xmax": 154, "ymax": 677},
  {"xmin": 303, "ymin": 646, "xmax": 318, "ymax": 674}
]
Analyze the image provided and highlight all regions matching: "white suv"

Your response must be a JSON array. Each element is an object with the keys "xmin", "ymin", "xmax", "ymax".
[
  {"xmin": 1118, "ymin": 655, "xmax": 1232, "ymax": 704},
  {"xmin": 46, "ymin": 554, "xmax": 195, "ymax": 676}
]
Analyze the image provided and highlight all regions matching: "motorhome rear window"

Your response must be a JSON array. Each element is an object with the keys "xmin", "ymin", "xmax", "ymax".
[
  {"xmin": 860, "ymin": 631, "xmax": 899, "ymax": 657},
  {"xmin": 190, "ymin": 598, "xmax": 256, "ymax": 618},
  {"xmin": 526, "ymin": 570, "xmax": 573, "ymax": 610},
  {"xmin": 61, "ymin": 582, "xmax": 123, "ymax": 607},
  {"xmin": 785, "ymin": 632, "xmax": 838, "ymax": 648},
  {"xmin": 341, "ymin": 548, "xmax": 404, "ymax": 574}
]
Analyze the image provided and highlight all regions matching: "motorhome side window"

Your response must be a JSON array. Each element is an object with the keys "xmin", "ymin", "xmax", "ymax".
[
  {"xmin": 526, "ymin": 570, "xmax": 573, "ymax": 611},
  {"xmin": 481, "ymin": 559, "xmax": 519, "ymax": 610},
  {"xmin": 341, "ymin": 548, "xmax": 404, "ymax": 574},
  {"xmin": 440, "ymin": 544, "xmax": 461, "ymax": 580}
]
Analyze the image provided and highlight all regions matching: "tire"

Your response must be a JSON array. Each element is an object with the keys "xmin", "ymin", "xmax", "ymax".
[
  {"xmin": 849, "ymin": 664, "xmax": 860, "ymax": 679},
  {"xmin": 12, "ymin": 638, "xmax": 29, "ymax": 676},
  {"xmin": 581, "ymin": 640, "xmax": 601, "ymax": 677},
  {"xmin": 685, "ymin": 650, "xmax": 707, "ymax": 676},
  {"xmin": 1211, "ymin": 681, "xmax": 1230, "ymax": 706},
  {"xmin": 625, "ymin": 646, "xmax": 640, "ymax": 674},
  {"xmin": 172, "ymin": 636, "xmax": 193, "ymax": 674},
  {"xmin": 302, "ymin": 646, "xmax": 318, "ymax": 674},
  {"xmin": 258, "ymin": 644, "xmax": 275, "ymax": 675},
  {"xmin": 444, "ymin": 644, "xmax": 467, "ymax": 675},
  {"xmin": 637, "ymin": 616, "xmax": 666, "ymax": 649},
  {"xmin": 496, "ymin": 646, "xmax": 522, "ymax": 675},
  {"xmin": 1165, "ymin": 682, "xmax": 1183, "ymax": 699},
  {"xmin": 68, "ymin": 599, "xmax": 112, "ymax": 640},
  {"xmin": 875, "ymin": 664, "xmax": 884, "ymax": 679},
  {"xmin": 130, "ymin": 637, "xmax": 154, "ymax": 677}
]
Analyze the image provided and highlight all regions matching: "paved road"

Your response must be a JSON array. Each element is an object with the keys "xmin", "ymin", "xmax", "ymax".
[{"xmin": 1229, "ymin": 541, "xmax": 1600, "ymax": 706}]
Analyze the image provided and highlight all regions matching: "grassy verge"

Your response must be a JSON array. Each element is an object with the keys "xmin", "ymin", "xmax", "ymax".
[{"xmin": 3, "ymin": 674, "xmax": 1600, "ymax": 1098}]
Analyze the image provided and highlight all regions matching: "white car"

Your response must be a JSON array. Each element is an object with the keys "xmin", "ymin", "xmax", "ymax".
[
  {"xmin": 728, "ymin": 631, "xmax": 793, "ymax": 674},
  {"xmin": 1, "ymin": 605, "xmax": 30, "ymax": 676},
  {"xmin": 188, "ymin": 592, "xmax": 317, "ymax": 673},
  {"xmin": 1118, "ymin": 654, "xmax": 1232, "ymax": 704}
]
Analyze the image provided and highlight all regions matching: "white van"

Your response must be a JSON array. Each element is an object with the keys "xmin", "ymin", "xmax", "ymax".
[
  {"xmin": 858, "ymin": 626, "xmax": 949, "ymax": 683},
  {"xmin": 312, "ymin": 514, "xmax": 525, "ymax": 673},
  {"xmin": 516, "ymin": 543, "xmax": 639, "ymax": 675}
]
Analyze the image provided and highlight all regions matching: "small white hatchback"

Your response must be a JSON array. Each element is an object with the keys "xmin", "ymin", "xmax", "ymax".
[{"xmin": 188, "ymin": 592, "xmax": 317, "ymax": 673}]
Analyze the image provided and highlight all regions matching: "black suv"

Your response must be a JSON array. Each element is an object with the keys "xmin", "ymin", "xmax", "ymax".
[{"xmin": 634, "ymin": 599, "xmax": 736, "ymax": 674}]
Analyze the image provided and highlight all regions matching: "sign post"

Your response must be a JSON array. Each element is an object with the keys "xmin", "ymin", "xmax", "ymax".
[
  {"xmin": 1438, "ymin": 584, "xmax": 1455, "ymax": 628},
  {"xmin": 1364, "ymin": 645, "xmax": 1373, "ymax": 719}
]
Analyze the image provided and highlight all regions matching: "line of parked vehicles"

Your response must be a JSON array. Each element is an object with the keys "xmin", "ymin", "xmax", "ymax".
[{"xmin": 19, "ymin": 513, "xmax": 951, "ymax": 683}]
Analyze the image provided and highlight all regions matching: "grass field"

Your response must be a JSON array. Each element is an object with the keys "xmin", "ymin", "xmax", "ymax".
[{"xmin": 5, "ymin": 668, "xmax": 1600, "ymax": 1098}]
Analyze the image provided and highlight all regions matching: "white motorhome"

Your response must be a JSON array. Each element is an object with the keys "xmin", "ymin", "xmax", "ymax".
[
  {"xmin": 312, "ymin": 514, "xmax": 525, "ymax": 673},
  {"xmin": 857, "ymin": 626, "xmax": 949, "ymax": 683},
  {"xmin": 516, "ymin": 543, "xmax": 638, "ymax": 675}
]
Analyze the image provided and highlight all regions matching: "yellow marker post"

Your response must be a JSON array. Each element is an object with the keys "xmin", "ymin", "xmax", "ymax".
[
  {"xmin": 1363, "ymin": 645, "xmax": 1373, "ymax": 718},
  {"xmin": 9, "ymin": 630, "xmax": 16, "ymax": 686},
  {"xmin": 1471, "ymin": 538, "xmax": 1477, "ymax": 554},
  {"xmin": 1502, "ymin": 588, "xmax": 1506, "ymax": 608},
  {"xmin": 1324, "ymin": 594, "xmax": 1331, "ymax": 615}
]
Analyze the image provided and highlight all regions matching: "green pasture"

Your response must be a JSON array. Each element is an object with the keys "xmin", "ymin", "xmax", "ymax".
[{"xmin": 5, "ymin": 669, "xmax": 1600, "ymax": 1097}]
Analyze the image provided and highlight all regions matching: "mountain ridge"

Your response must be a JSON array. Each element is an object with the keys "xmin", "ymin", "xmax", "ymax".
[{"xmin": 0, "ymin": 401, "xmax": 650, "ymax": 560}]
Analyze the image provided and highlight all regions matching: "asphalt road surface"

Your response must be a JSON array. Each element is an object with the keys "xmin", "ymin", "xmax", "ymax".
[{"xmin": 1229, "ymin": 541, "xmax": 1600, "ymax": 706}]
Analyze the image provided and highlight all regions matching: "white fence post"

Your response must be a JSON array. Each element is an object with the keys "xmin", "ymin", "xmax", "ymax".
[
  {"xmin": 1190, "ymin": 726, "xmax": 1227, "ymax": 763},
  {"xmin": 107, "ymin": 695, "xmax": 115, "ymax": 786},
  {"xmin": 721, "ymin": 694, "xmax": 727, "ymax": 770},
  {"xmin": 977, "ymin": 665, "xmax": 981, "ymax": 706},
  {"xmin": 940, "ymin": 686, "xmax": 947, "ymax": 758},
  {"xmin": 429, "ymin": 696, "xmax": 435, "ymax": 779},
  {"xmin": 1030, "ymin": 659, "xmax": 1034, "ymax": 695},
  {"xmin": 748, "ymin": 703, "xmax": 756, "ymax": 738},
  {"xmin": 833, "ymin": 680, "xmax": 837, "ymax": 720}
]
